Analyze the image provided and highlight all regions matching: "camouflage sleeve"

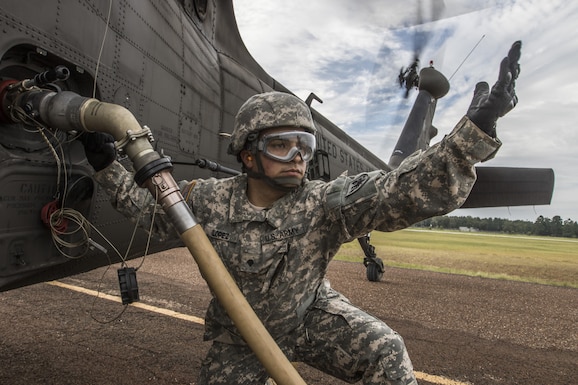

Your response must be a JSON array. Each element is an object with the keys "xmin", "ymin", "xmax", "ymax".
[
  {"xmin": 324, "ymin": 116, "xmax": 501, "ymax": 239},
  {"xmin": 93, "ymin": 161, "xmax": 180, "ymax": 241}
]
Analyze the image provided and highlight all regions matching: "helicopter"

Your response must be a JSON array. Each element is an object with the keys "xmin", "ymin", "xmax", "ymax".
[
  {"xmin": 0, "ymin": 2, "xmax": 556, "ymax": 381},
  {"xmin": 396, "ymin": 0, "xmax": 445, "ymax": 99},
  {"xmin": 398, "ymin": 56, "xmax": 421, "ymax": 98},
  {"xmin": 0, "ymin": 0, "xmax": 554, "ymax": 293}
]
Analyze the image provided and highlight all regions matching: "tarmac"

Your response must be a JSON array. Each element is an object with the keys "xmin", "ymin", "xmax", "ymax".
[{"xmin": 1, "ymin": 248, "xmax": 576, "ymax": 384}]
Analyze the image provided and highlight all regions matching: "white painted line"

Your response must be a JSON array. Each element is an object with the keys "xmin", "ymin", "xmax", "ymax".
[
  {"xmin": 48, "ymin": 281, "xmax": 471, "ymax": 385},
  {"xmin": 415, "ymin": 371, "xmax": 471, "ymax": 385},
  {"xmin": 46, "ymin": 281, "xmax": 205, "ymax": 325}
]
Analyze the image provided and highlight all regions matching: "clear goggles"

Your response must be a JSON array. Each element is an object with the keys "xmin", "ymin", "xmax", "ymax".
[{"xmin": 256, "ymin": 131, "xmax": 316, "ymax": 162}]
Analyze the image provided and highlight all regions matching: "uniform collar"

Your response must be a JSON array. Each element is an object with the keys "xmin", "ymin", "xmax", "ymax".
[
  {"xmin": 228, "ymin": 174, "xmax": 301, "ymax": 228},
  {"xmin": 229, "ymin": 175, "xmax": 268, "ymax": 224}
]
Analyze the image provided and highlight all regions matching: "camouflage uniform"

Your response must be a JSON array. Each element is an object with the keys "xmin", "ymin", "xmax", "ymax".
[{"xmin": 94, "ymin": 116, "xmax": 500, "ymax": 384}]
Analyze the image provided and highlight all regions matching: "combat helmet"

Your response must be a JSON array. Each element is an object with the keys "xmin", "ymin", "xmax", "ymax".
[{"xmin": 227, "ymin": 91, "xmax": 317, "ymax": 157}]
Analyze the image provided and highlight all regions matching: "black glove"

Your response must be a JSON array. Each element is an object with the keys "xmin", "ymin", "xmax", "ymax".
[
  {"xmin": 466, "ymin": 40, "xmax": 521, "ymax": 137},
  {"xmin": 78, "ymin": 132, "xmax": 117, "ymax": 171}
]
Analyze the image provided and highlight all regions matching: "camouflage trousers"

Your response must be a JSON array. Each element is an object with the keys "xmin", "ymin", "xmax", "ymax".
[{"xmin": 198, "ymin": 296, "xmax": 417, "ymax": 385}]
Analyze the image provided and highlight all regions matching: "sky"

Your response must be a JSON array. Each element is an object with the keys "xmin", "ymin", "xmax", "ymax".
[{"xmin": 232, "ymin": 0, "xmax": 577, "ymax": 222}]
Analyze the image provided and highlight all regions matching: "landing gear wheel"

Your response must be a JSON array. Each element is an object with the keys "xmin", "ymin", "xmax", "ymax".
[{"xmin": 366, "ymin": 262, "xmax": 383, "ymax": 282}]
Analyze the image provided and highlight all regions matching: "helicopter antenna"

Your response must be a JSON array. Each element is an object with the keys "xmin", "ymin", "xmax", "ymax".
[{"xmin": 448, "ymin": 34, "xmax": 485, "ymax": 81}]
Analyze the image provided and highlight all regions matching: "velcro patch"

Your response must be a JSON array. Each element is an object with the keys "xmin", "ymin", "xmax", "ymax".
[
  {"xmin": 345, "ymin": 174, "xmax": 369, "ymax": 197},
  {"xmin": 210, "ymin": 229, "xmax": 231, "ymax": 241},
  {"xmin": 261, "ymin": 225, "xmax": 305, "ymax": 244}
]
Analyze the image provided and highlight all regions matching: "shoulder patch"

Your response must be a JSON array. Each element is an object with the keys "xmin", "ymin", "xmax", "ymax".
[{"xmin": 345, "ymin": 173, "xmax": 369, "ymax": 197}]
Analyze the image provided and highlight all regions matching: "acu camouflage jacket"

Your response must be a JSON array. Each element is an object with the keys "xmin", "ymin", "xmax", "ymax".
[{"xmin": 94, "ymin": 116, "xmax": 500, "ymax": 342}]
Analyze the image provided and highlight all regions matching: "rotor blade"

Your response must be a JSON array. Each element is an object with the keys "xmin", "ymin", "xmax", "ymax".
[
  {"xmin": 461, "ymin": 167, "xmax": 555, "ymax": 208},
  {"xmin": 413, "ymin": 0, "xmax": 425, "ymax": 58},
  {"xmin": 431, "ymin": 0, "xmax": 446, "ymax": 22},
  {"xmin": 413, "ymin": 0, "xmax": 446, "ymax": 59}
]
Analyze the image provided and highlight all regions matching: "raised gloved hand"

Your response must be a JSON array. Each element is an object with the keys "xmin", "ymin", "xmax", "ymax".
[
  {"xmin": 78, "ymin": 132, "xmax": 117, "ymax": 171},
  {"xmin": 466, "ymin": 40, "xmax": 521, "ymax": 137}
]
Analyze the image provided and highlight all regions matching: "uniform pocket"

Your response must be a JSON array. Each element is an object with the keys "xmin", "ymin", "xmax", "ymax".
[{"xmin": 239, "ymin": 240, "xmax": 288, "ymax": 293}]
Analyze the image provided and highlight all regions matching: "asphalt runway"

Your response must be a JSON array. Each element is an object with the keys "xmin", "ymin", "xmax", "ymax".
[{"xmin": 1, "ymin": 248, "xmax": 576, "ymax": 384}]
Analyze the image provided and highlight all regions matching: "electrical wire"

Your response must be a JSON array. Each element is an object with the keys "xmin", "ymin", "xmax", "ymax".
[
  {"xmin": 93, "ymin": 0, "xmax": 113, "ymax": 98},
  {"xmin": 88, "ymin": 194, "xmax": 159, "ymax": 324},
  {"xmin": 12, "ymin": 0, "xmax": 161, "ymax": 322},
  {"xmin": 8, "ymin": 0, "xmax": 159, "ymax": 321},
  {"xmin": 11, "ymin": 93, "xmax": 159, "ymax": 323}
]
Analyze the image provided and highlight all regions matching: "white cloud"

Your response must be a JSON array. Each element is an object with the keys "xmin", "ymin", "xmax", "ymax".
[{"xmin": 233, "ymin": 0, "xmax": 578, "ymax": 221}]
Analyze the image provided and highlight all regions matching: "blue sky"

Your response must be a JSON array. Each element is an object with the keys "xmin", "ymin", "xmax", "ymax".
[{"xmin": 233, "ymin": 0, "xmax": 578, "ymax": 222}]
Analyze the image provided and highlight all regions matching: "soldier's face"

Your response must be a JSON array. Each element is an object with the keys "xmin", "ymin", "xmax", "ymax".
[{"xmin": 252, "ymin": 127, "xmax": 308, "ymax": 184}]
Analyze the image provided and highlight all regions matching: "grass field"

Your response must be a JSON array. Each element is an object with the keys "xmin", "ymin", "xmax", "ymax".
[{"xmin": 335, "ymin": 229, "xmax": 578, "ymax": 288}]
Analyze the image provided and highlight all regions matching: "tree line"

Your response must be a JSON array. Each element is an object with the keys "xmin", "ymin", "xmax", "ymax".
[{"xmin": 414, "ymin": 215, "xmax": 578, "ymax": 238}]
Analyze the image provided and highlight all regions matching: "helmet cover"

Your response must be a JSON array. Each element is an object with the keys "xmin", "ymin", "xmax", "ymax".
[{"xmin": 228, "ymin": 91, "xmax": 316, "ymax": 156}]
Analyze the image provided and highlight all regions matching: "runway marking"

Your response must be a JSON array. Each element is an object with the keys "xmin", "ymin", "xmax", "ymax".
[
  {"xmin": 48, "ymin": 281, "xmax": 470, "ymax": 385},
  {"xmin": 414, "ymin": 372, "xmax": 471, "ymax": 385},
  {"xmin": 47, "ymin": 281, "xmax": 205, "ymax": 325}
]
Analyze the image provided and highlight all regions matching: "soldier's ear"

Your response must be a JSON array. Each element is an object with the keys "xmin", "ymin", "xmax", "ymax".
[{"xmin": 240, "ymin": 150, "xmax": 254, "ymax": 168}]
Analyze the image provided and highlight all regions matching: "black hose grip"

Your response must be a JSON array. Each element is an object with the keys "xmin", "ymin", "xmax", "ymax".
[{"xmin": 134, "ymin": 157, "xmax": 173, "ymax": 186}]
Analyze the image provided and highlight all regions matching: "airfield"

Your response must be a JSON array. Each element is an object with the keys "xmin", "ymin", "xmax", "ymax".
[{"xmin": 1, "ymin": 247, "xmax": 576, "ymax": 385}]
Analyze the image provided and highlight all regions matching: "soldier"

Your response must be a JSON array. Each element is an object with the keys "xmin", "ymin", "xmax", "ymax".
[{"xmin": 83, "ymin": 42, "xmax": 521, "ymax": 384}]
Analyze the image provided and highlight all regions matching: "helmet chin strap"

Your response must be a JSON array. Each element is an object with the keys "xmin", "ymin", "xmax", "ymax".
[{"xmin": 246, "ymin": 153, "xmax": 303, "ymax": 192}]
